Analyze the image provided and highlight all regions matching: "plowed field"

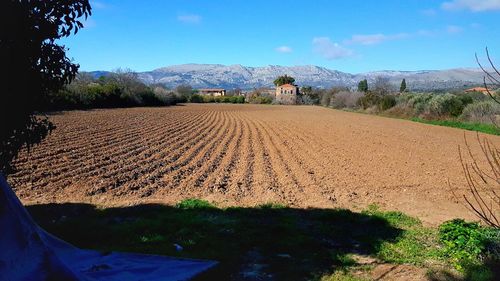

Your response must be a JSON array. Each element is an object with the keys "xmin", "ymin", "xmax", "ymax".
[{"xmin": 8, "ymin": 104, "xmax": 500, "ymax": 224}]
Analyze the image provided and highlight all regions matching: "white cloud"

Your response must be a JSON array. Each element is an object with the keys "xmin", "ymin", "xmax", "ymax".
[
  {"xmin": 312, "ymin": 37, "xmax": 353, "ymax": 60},
  {"xmin": 446, "ymin": 25, "xmax": 463, "ymax": 33},
  {"xmin": 177, "ymin": 14, "xmax": 202, "ymax": 24},
  {"xmin": 344, "ymin": 33, "xmax": 409, "ymax": 45},
  {"xmin": 442, "ymin": 0, "xmax": 500, "ymax": 12},
  {"xmin": 275, "ymin": 46, "xmax": 293, "ymax": 53}
]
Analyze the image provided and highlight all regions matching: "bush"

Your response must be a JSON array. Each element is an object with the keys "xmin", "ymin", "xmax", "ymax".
[
  {"xmin": 384, "ymin": 103, "xmax": 415, "ymax": 118},
  {"xmin": 464, "ymin": 91, "xmax": 490, "ymax": 102},
  {"xmin": 457, "ymin": 94, "xmax": 474, "ymax": 107},
  {"xmin": 320, "ymin": 91, "xmax": 334, "ymax": 106},
  {"xmin": 460, "ymin": 101, "xmax": 500, "ymax": 124},
  {"xmin": 176, "ymin": 95, "xmax": 246, "ymax": 104},
  {"xmin": 45, "ymin": 73, "xmax": 182, "ymax": 110},
  {"xmin": 153, "ymin": 87, "xmax": 178, "ymax": 105},
  {"xmin": 330, "ymin": 91, "xmax": 363, "ymax": 109},
  {"xmin": 426, "ymin": 93, "xmax": 465, "ymax": 117},
  {"xmin": 377, "ymin": 95, "xmax": 397, "ymax": 111},
  {"xmin": 202, "ymin": 95, "xmax": 216, "ymax": 103},
  {"xmin": 176, "ymin": 198, "xmax": 217, "ymax": 210},
  {"xmin": 249, "ymin": 96, "xmax": 272, "ymax": 104},
  {"xmin": 358, "ymin": 92, "xmax": 381, "ymax": 109},
  {"xmin": 189, "ymin": 94, "xmax": 204, "ymax": 103},
  {"xmin": 438, "ymin": 219, "xmax": 491, "ymax": 270},
  {"xmin": 399, "ymin": 93, "xmax": 433, "ymax": 115}
]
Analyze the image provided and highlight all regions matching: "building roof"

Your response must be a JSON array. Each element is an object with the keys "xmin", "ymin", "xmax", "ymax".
[
  {"xmin": 465, "ymin": 87, "xmax": 488, "ymax": 93},
  {"xmin": 198, "ymin": 88, "xmax": 226, "ymax": 91},
  {"xmin": 277, "ymin": 84, "xmax": 297, "ymax": 88}
]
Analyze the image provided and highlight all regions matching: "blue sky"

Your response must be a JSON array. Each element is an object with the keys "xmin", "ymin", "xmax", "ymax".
[{"xmin": 62, "ymin": 0, "xmax": 500, "ymax": 73}]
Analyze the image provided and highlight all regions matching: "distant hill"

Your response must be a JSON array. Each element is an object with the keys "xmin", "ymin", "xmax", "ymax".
[{"xmin": 88, "ymin": 64, "xmax": 488, "ymax": 91}]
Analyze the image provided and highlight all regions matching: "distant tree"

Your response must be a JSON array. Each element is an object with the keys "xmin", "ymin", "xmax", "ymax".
[
  {"xmin": 357, "ymin": 79, "xmax": 368, "ymax": 92},
  {"xmin": 273, "ymin": 75, "xmax": 295, "ymax": 86},
  {"xmin": 0, "ymin": 0, "xmax": 92, "ymax": 174},
  {"xmin": 227, "ymin": 88, "xmax": 242, "ymax": 96},
  {"xmin": 400, "ymin": 79, "xmax": 407, "ymax": 93},
  {"xmin": 300, "ymin": 86, "xmax": 312, "ymax": 95},
  {"xmin": 175, "ymin": 84, "xmax": 194, "ymax": 97},
  {"xmin": 373, "ymin": 76, "xmax": 392, "ymax": 96}
]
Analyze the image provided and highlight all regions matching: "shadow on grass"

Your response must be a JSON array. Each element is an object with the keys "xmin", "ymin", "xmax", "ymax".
[{"xmin": 26, "ymin": 203, "xmax": 405, "ymax": 280}]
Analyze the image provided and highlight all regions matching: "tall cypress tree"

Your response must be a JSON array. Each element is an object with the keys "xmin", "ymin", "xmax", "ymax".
[
  {"xmin": 357, "ymin": 79, "xmax": 368, "ymax": 92},
  {"xmin": 400, "ymin": 79, "xmax": 407, "ymax": 93}
]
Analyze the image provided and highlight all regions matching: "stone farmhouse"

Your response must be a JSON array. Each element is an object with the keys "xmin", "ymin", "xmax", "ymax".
[
  {"xmin": 275, "ymin": 84, "xmax": 299, "ymax": 104},
  {"xmin": 198, "ymin": 88, "xmax": 226, "ymax": 96}
]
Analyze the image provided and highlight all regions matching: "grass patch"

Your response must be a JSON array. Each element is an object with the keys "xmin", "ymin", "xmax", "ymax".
[
  {"xmin": 362, "ymin": 204, "xmax": 421, "ymax": 229},
  {"xmin": 257, "ymin": 202, "xmax": 288, "ymax": 209},
  {"xmin": 175, "ymin": 198, "xmax": 217, "ymax": 210},
  {"xmin": 361, "ymin": 204, "xmax": 442, "ymax": 265},
  {"xmin": 410, "ymin": 118, "xmax": 500, "ymax": 135},
  {"xmin": 26, "ymin": 202, "xmax": 498, "ymax": 280},
  {"xmin": 334, "ymin": 106, "xmax": 500, "ymax": 135}
]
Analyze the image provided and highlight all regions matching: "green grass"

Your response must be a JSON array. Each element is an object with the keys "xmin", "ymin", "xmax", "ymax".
[
  {"xmin": 26, "ymin": 201, "xmax": 497, "ymax": 280},
  {"xmin": 410, "ymin": 118, "xmax": 500, "ymax": 135},
  {"xmin": 175, "ymin": 198, "xmax": 217, "ymax": 209},
  {"xmin": 334, "ymin": 106, "xmax": 500, "ymax": 135},
  {"xmin": 361, "ymin": 204, "xmax": 442, "ymax": 265},
  {"xmin": 257, "ymin": 202, "xmax": 289, "ymax": 209}
]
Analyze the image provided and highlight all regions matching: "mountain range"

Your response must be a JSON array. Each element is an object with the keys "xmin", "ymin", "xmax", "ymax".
[{"xmin": 90, "ymin": 64, "xmax": 488, "ymax": 91}]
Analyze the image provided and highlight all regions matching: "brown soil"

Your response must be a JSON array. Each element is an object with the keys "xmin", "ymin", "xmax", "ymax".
[{"xmin": 8, "ymin": 104, "xmax": 500, "ymax": 225}]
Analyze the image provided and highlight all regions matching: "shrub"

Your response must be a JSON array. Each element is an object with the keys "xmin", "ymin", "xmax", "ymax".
[
  {"xmin": 377, "ymin": 95, "xmax": 397, "ymax": 111},
  {"xmin": 460, "ymin": 101, "xmax": 500, "ymax": 124},
  {"xmin": 320, "ymin": 91, "xmax": 334, "ymax": 106},
  {"xmin": 189, "ymin": 94, "xmax": 204, "ymax": 103},
  {"xmin": 438, "ymin": 219, "xmax": 489, "ymax": 270},
  {"xmin": 330, "ymin": 91, "xmax": 363, "ymax": 109},
  {"xmin": 175, "ymin": 198, "xmax": 217, "ymax": 209},
  {"xmin": 403, "ymin": 93, "xmax": 433, "ymax": 115},
  {"xmin": 45, "ymin": 73, "xmax": 181, "ymax": 110},
  {"xmin": 426, "ymin": 93, "xmax": 465, "ymax": 117},
  {"xmin": 202, "ymin": 95, "xmax": 215, "ymax": 103},
  {"xmin": 457, "ymin": 94, "xmax": 474, "ymax": 107},
  {"xmin": 384, "ymin": 103, "xmax": 415, "ymax": 118},
  {"xmin": 249, "ymin": 96, "xmax": 272, "ymax": 104},
  {"xmin": 224, "ymin": 96, "xmax": 245, "ymax": 103},
  {"xmin": 464, "ymin": 91, "xmax": 490, "ymax": 102},
  {"xmin": 205, "ymin": 95, "xmax": 245, "ymax": 104},
  {"xmin": 153, "ymin": 87, "xmax": 177, "ymax": 105},
  {"xmin": 231, "ymin": 96, "xmax": 245, "ymax": 103},
  {"xmin": 358, "ymin": 92, "xmax": 381, "ymax": 109}
]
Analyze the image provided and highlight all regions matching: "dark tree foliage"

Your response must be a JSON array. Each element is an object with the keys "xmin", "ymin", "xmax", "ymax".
[
  {"xmin": 400, "ymin": 78, "xmax": 407, "ymax": 93},
  {"xmin": 273, "ymin": 75, "xmax": 295, "ymax": 86},
  {"xmin": 0, "ymin": 0, "xmax": 91, "ymax": 174},
  {"xmin": 357, "ymin": 79, "xmax": 368, "ymax": 92},
  {"xmin": 300, "ymin": 86, "xmax": 313, "ymax": 96}
]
